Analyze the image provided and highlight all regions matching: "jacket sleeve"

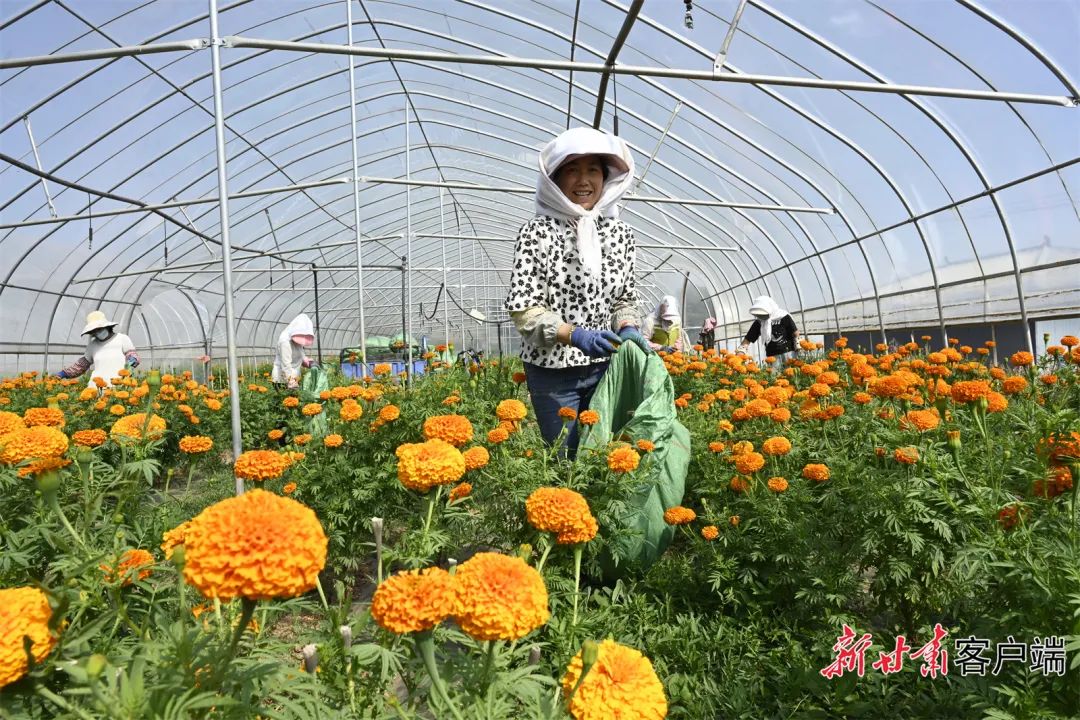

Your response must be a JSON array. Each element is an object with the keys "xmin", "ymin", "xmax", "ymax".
[
  {"xmin": 610, "ymin": 223, "xmax": 641, "ymax": 332},
  {"xmin": 782, "ymin": 315, "xmax": 798, "ymax": 345},
  {"xmin": 510, "ymin": 307, "xmax": 563, "ymax": 349},
  {"xmin": 62, "ymin": 356, "xmax": 92, "ymax": 377},
  {"xmin": 743, "ymin": 322, "xmax": 761, "ymax": 344},
  {"xmin": 278, "ymin": 337, "xmax": 300, "ymax": 379}
]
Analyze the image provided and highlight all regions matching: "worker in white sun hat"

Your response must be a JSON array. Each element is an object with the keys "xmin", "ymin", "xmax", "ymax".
[
  {"xmin": 739, "ymin": 295, "xmax": 800, "ymax": 363},
  {"xmin": 56, "ymin": 310, "xmax": 141, "ymax": 387},
  {"xmin": 272, "ymin": 313, "xmax": 316, "ymax": 390}
]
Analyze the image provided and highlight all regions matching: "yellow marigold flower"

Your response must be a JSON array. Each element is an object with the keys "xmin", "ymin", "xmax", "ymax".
[
  {"xmin": 373, "ymin": 363, "xmax": 392, "ymax": 376},
  {"xmin": 561, "ymin": 639, "xmax": 667, "ymax": 720},
  {"xmin": 578, "ymin": 410, "xmax": 600, "ymax": 426},
  {"xmin": 734, "ymin": 451, "xmax": 765, "ymax": 475},
  {"xmin": 110, "ymin": 413, "xmax": 166, "ymax": 443},
  {"xmin": 802, "ymin": 463, "xmax": 830, "ymax": 482},
  {"xmin": 301, "ymin": 403, "xmax": 322, "ymax": 417},
  {"xmin": 109, "ymin": 404, "xmax": 126, "ymax": 416},
  {"xmin": 17, "ymin": 455, "xmax": 71, "ymax": 478},
  {"xmin": 453, "ymin": 553, "xmax": 549, "ymax": 641},
  {"xmin": 396, "ymin": 439, "xmax": 466, "ymax": 493},
  {"xmin": 525, "ymin": 487, "xmax": 598, "ymax": 545},
  {"xmin": 1009, "ymin": 351, "xmax": 1034, "ymax": 367},
  {"xmin": 72, "ymin": 428, "xmax": 107, "ymax": 448},
  {"xmin": 495, "ymin": 399, "xmax": 527, "ymax": 423},
  {"xmin": 282, "ymin": 482, "xmax": 297, "ymax": 495},
  {"xmin": 717, "ymin": 419, "xmax": 734, "ymax": 433},
  {"xmin": 283, "ymin": 396, "xmax": 300, "ymax": 408},
  {"xmin": 558, "ymin": 406, "xmax": 578, "ymax": 422},
  {"xmin": 1040, "ymin": 374, "xmax": 1058, "ymax": 386},
  {"xmin": 761, "ymin": 436, "xmax": 792, "ymax": 456},
  {"xmin": 371, "ymin": 567, "xmax": 456, "ymax": 634},
  {"xmin": 0, "ymin": 426, "xmax": 69, "ymax": 465},
  {"xmin": 100, "ymin": 548, "xmax": 154, "ymax": 585},
  {"xmin": 293, "ymin": 434, "xmax": 312, "ymax": 446},
  {"xmin": 636, "ymin": 439, "xmax": 655, "ymax": 453},
  {"xmin": 0, "ymin": 411, "xmax": 26, "ymax": 435},
  {"xmin": 23, "ymin": 407, "xmax": 64, "ymax": 428},
  {"xmin": 487, "ymin": 427, "xmax": 510, "ymax": 444},
  {"xmin": 204, "ymin": 398, "xmax": 222, "ymax": 412},
  {"xmin": 182, "ymin": 489, "xmax": 326, "ymax": 600},
  {"xmin": 0, "ymin": 587, "xmax": 57, "ymax": 689},
  {"xmin": 730, "ymin": 440, "xmax": 754, "ymax": 456},
  {"xmin": 462, "ymin": 445, "xmax": 490, "ymax": 470},
  {"xmin": 986, "ymin": 391, "xmax": 1008, "ymax": 413},
  {"xmin": 340, "ymin": 401, "xmax": 363, "ymax": 422},
  {"xmin": 323, "ymin": 434, "xmax": 344, "ymax": 448},
  {"xmin": 701, "ymin": 525, "xmax": 719, "ymax": 541},
  {"xmin": 951, "ymin": 380, "xmax": 991, "ymax": 403},
  {"xmin": 449, "ymin": 482, "xmax": 473, "ymax": 502},
  {"xmin": 808, "ymin": 382, "xmax": 831, "ymax": 399},
  {"xmin": 743, "ymin": 399, "xmax": 772, "ymax": 418},
  {"xmin": 423, "ymin": 414, "xmax": 474, "ymax": 447},
  {"xmin": 267, "ymin": 428, "xmax": 284, "ymax": 440},
  {"xmin": 767, "ymin": 476, "xmax": 789, "ymax": 493},
  {"xmin": 607, "ymin": 445, "xmax": 641, "ymax": 473},
  {"xmin": 179, "ymin": 435, "xmax": 213, "ymax": 454},
  {"xmin": 234, "ymin": 449, "xmax": 290, "ymax": 481},
  {"xmin": 894, "ymin": 446, "xmax": 919, "ymax": 465},
  {"xmin": 378, "ymin": 405, "xmax": 400, "ymax": 422},
  {"xmin": 768, "ymin": 408, "xmax": 791, "ymax": 424},
  {"xmin": 900, "ymin": 410, "xmax": 940, "ymax": 432},
  {"xmin": 708, "ymin": 441, "xmax": 726, "ymax": 454},
  {"xmin": 663, "ymin": 506, "xmax": 696, "ymax": 525},
  {"xmin": 161, "ymin": 520, "xmax": 193, "ymax": 560},
  {"xmin": 442, "ymin": 395, "xmax": 461, "ymax": 406}
]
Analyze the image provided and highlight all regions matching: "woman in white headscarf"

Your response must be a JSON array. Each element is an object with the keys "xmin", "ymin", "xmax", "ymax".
[
  {"xmin": 505, "ymin": 126, "xmax": 650, "ymax": 455},
  {"xmin": 738, "ymin": 295, "xmax": 799, "ymax": 361},
  {"xmin": 56, "ymin": 310, "xmax": 140, "ymax": 388},
  {"xmin": 643, "ymin": 295, "xmax": 684, "ymax": 352},
  {"xmin": 272, "ymin": 314, "xmax": 316, "ymax": 389}
]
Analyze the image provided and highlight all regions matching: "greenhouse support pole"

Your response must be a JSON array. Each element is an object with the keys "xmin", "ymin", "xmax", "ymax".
[
  {"xmin": 346, "ymin": 0, "xmax": 368, "ymax": 376},
  {"xmin": 405, "ymin": 99, "xmax": 413, "ymax": 387},
  {"xmin": 400, "ymin": 256, "xmax": 407, "ymax": 366},
  {"xmin": 313, "ymin": 266, "xmax": 323, "ymax": 364},
  {"xmin": 441, "ymin": 188, "xmax": 449, "ymax": 347},
  {"xmin": 208, "ymin": 0, "xmax": 244, "ymax": 491}
]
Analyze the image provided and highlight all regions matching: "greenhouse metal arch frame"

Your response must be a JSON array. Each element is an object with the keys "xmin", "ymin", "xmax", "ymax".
[{"xmin": 2, "ymin": 0, "xmax": 1078, "ymax": 460}]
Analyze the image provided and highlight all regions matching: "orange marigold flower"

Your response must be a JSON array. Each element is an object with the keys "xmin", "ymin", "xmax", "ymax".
[
  {"xmin": 730, "ymin": 440, "xmax": 754, "ymax": 456},
  {"xmin": 663, "ymin": 506, "xmax": 697, "ymax": 525},
  {"xmin": 0, "ymin": 587, "xmax": 57, "ymax": 689},
  {"xmin": 496, "ymin": 399, "xmax": 528, "ymax": 423},
  {"xmin": 808, "ymin": 382, "xmax": 831, "ymax": 398},
  {"xmin": 423, "ymin": 414, "xmax": 474, "ymax": 447},
  {"xmin": 770, "ymin": 407, "xmax": 792, "ymax": 423},
  {"xmin": 578, "ymin": 410, "xmax": 600, "ymax": 426},
  {"xmin": 487, "ymin": 427, "xmax": 510, "ymax": 444},
  {"xmin": 323, "ymin": 434, "xmax": 344, "ymax": 448},
  {"xmin": 17, "ymin": 455, "xmax": 72, "ymax": 478},
  {"xmin": 449, "ymin": 482, "xmax": 473, "ymax": 502},
  {"xmin": 512, "ymin": 371, "xmax": 527, "ymax": 384},
  {"xmin": 761, "ymin": 436, "xmax": 792, "ymax": 456},
  {"xmin": 729, "ymin": 475, "xmax": 750, "ymax": 493},
  {"xmin": 1002, "ymin": 376, "xmax": 1028, "ymax": 394},
  {"xmin": 561, "ymin": 639, "xmax": 667, "ymax": 720},
  {"xmin": 182, "ymin": 489, "xmax": 327, "ymax": 600},
  {"xmin": 110, "ymin": 413, "xmax": 166, "ymax": 443},
  {"xmin": 730, "ymin": 515, "xmax": 741, "ymax": 527},
  {"xmin": 283, "ymin": 396, "xmax": 300, "ymax": 408},
  {"xmin": 1037, "ymin": 432, "xmax": 1080, "ymax": 462},
  {"xmin": 802, "ymin": 463, "xmax": 830, "ymax": 482},
  {"xmin": 233, "ymin": 449, "xmax": 290, "ymax": 481},
  {"xmin": 453, "ymin": 553, "xmax": 549, "ymax": 641},
  {"xmin": 900, "ymin": 410, "xmax": 940, "ymax": 432},
  {"xmin": 986, "ymin": 391, "xmax": 1008, "ymax": 413},
  {"xmin": 283, "ymin": 451, "xmax": 306, "ymax": 464},
  {"xmin": 371, "ymin": 567, "xmax": 456, "ymax": 634},
  {"xmin": 870, "ymin": 374, "xmax": 910, "ymax": 399},
  {"xmin": 997, "ymin": 504, "xmax": 1029, "ymax": 530},
  {"xmin": 161, "ymin": 520, "xmax": 193, "ymax": 560},
  {"xmin": 708, "ymin": 441, "xmax": 726, "ymax": 454},
  {"xmin": 701, "ymin": 525, "xmax": 719, "ymax": 541},
  {"xmin": 109, "ymin": 404, "xmax": 126, "ymax": 416},
  {"xmin": 1009, "ymin": 351, "xmax": 1034, "ymax": 367},
  {"xmin": 525, "ymin": 487, "xmax": 598, "ymax": 545},
  {"xmin": 179, "ymin": 435, "xmax": 213, "ymax": 454},
  {"xmin": 636, "ymin": 439, "xmax": 655, "ymax": 453},
  {"xmin": 950, "ymin": 380, "xmax": 991, "ymax": 403},
  {"xmin": 373, "ymin": 363, "xmax": 392, "ymax": 376},
  {"xmin": 744, "ymin": 399, "xmax": 773, "ymax": 418},
  {"xmin": 301, "ymin": 403, "xmax": 323, "ymax": 416},
  {"xmin": 767, "ymin": 476, "xmax": 789, "ymax": 493},
  {"xmin": 1040, "ymin": 374, "xmax": 1058, "ymax": 386},
  {"xmin": 23, "ymin": 407, "xmax": 64, "ymax": 428},
  {"xmin": 557, "ymin": 407, "xmax": 578, "ymax": 422},
  {"xmin": 72, "ymin": 428, "xmax": 107, "ymax": 448},
  {"xmin": 378, "ymin": 405, "xmax": 400, "ymax": 422},
  {"xmin": 607, "ymin": 445, "xmax": 641, "ymax": 473},
  {"xmin": 894, "ymin": 446, "xmax": 919, "ymax": 465},
  {"xmin": 0, "ymin": 411, "xmax": 25, "ymax": 435},
  {"xmin": 282, "ymin": 482, "xmax": 297, "ymax": 495},
  {"xmin": 100, "ymin": 548, "xmax": 154, "ymax": 585},
  {"xmin": 267, "ymin": 428, "xmax": 285, "ymax": 441},
  {"xmin": 853, "ymin": 392, "xmax": 872, "ymax": 405},
  {"xmin": 0, "ymin": 426, "xmax": 69, "ymax": 465},
  {"xmin": 734, "ymin": 451, "xmax": 765, "ymax": 475},
  {"xmin": 340, "ymin": 402, "xmax": 363, "ymax": 422},
  {"xmin": 396, "ymin": 439, "xmax": 466, "ymax": 493},
  {"xmin": 293, "ymin": 434, "xmax": 312, "ymax": 446},
  {"xmin": 462, "ymin": 446, "xmax": 490, "ymax": 470},
  {"xmin": 1061, "ymin": 335, "xmax": 1079, "ymax": 348}
]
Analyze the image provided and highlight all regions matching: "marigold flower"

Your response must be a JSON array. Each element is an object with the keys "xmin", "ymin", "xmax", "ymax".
[
  {"xmin": 371, "ymin": 567, "xmax": 456, "ymax": 634},
  {"xmin": 558, "ymin": 407, "xmax": 578, "ymax": 422},
  {"xmin": 1037, "ymin": 431, "xmax": 1080, "ymax": 462},
  {"xmin": 423, "ymin": 414, "xmax": 474, "ymax": 447},
  {"xmin": 179, "ymin": 435, "xmax": 213, "ymax": 454},
  {"xmin": 729, "ymin": 475, "xmax": 750, "ymax": 493},
  {"xmin": 734, "ymin": 451, "xmax": 765, "ymax": 475},
  {"xmin": 267, "ymin": 428, "xmax": 285, "ymax": 441},
  {"xmin": 301, "ymin": 403, "xmax": 323, "ymax": 416},
  {"xmin": 101, "ymin": 548, "xmax": 154, "ymax": 585},
  {"xmin": 284, "ymin": 451, "xmax": 306, "ymax": 464},
  {"xmin": 0, "ymin": 587, "xmax": 57, "ymax": 689},
  {"xmin": 730, "ymin": 515, "xmax": 741, "ymax": 526},
  {"xmin": 0, "ymin": 425, "xmax": 69, "ymax": 465},
  {"xmin": 802, "ymin": 463, "xmax": 830, "ymax": 482},
  {"xmin": 525, "ymin": 487, "xmax": 599, "ymax": 544},
  {"xmin": 869, "ymin": 374, "xmax": 910, "ymax": 399},
  {"xmin": 396, "ymin": 439, "xmax": 466, "ymax": 493},
  {"xmin": 453, "ymin": 553, "xmax": 549, "ymax": 641},
  {"xmin": 109, "ymin": 413, "xmax": 166, "ymax": 443},
  {"xmin": 161, "ymin": 520, "xmax": 193, "ymax": 560},
  {"xmin": 72, "ymin": 428, "xmax": 107, "ymax": 448},
  {"xmin": 1061, "ymin": 335, "xmax": 1079, "ymax": 348},
  {"xmin": 701, "ymin": 525, "xmax": 719, "ymax": 541},
  {"xmin": 1009, "ymin": 351, "xmax": 1034, "ymax": 367},
  {"xmin": 283, "ymin": 396, "xmax": 300, "ymax": 408},
  {"xmin": 730, "ymin": 440, "xmax": 754, "ymax": 456},
  {"xmin": 986, "ymin": 391, "xmax": 1008, "ymax": 413},
  {"xmin": 900, "ymin": 410, "xmax": 940, "ymax": 432},
  {"xmin": 663, "ymin": 506, "xmax": 696, "ymax": 525},
  {"xmin": 744, "ymin": 399, "xmax": 772, "ymax": 418},
  {"xmin": 449, "ymin": 482, "xmax": 473, "ymax": 502},
  {"xmin": 636, "ymin": 439, "xmax": 655, "ymax": 453},
  {"xmin": 487, "ymin": 427, "xmax": 510, "ymax": 444},
  {"xmin": 578, "ymin": 410, "xmax": 600, "ymax": 426},
  {"xmin": 761, "ymin": 436, "xmax": 792, "ymax": 456},
  {"xmin": 17, "ymin": 455, "xmax": 71, "ymax": 478},
  {"xmin": 462, "ymin": 445, "xmax": 490, "ymax": 470},
  {"xmin": 1001, "ymin": 376, "xmax": 1027, "ymax": 394},
  {"xmin": 950, "ymin": 380, "xmax": 991, "ymax": 403},
  {"xmin": 495, "ymin": 399, "xmax": 528, "ymax": 423},
  {"xmin": 378, "ymin": 405, "xmax": 400, "ymax": 422},
  {"xmin": 109, "ymin": 404, "xmax": 126, "ymax": 416},
  {"xmin": 894, "ymin": 446, "xmax": 919, "ymax": 465},
  {"xmin": 234, "ymin": 449, "xmax": 291, "ymax": 481},
  {"xmin": 770, "ymin": 407, "xmax": 792, "ymax": 423},
  {"xmin": 757, "ymin": 476, "xmax": 786, "ymax": 494},
  {"xmin": 561, "ymin": 639, "xmax": 667, "ymax": 720},
  {"xmin": 293, "ymin": 434, "xmax": 312, "ymax": 446},
  {"xmin": 997, "ymin": 504, "xmax": 1029, "ymax": 530},
  {"xmin": 23, "ymin": 407, "xmax": 64, "ymax": 428},
  {"xmin": 182, "ymin": 490, "xmax": 326, "ymax": 600},
  {"xmin": 708, "ymin": 441, "xmax": 726, "ymax": 454},
  {"xmin": 373, "ymin": 363, "xmax": 392, "ymax": 376},
  {"xmin": 607, "ymin": 445, "xmax": 641, "ymax": 473},
  {"xmin": 323, "ymin": 434, "xmax": 344, "ymax": 448},
  {"xmin": 0, "ymin": 411, "xmax": 25, "ymax": 435}
]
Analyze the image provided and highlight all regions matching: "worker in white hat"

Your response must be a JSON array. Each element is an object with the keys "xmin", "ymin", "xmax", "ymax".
[
  {"xmin": 57, "ymin": 310, "xmax": 141, "ymax": 387},
  {"xmin": 272, "ymin": 313, "xmax": 316, "ymax": 390}
]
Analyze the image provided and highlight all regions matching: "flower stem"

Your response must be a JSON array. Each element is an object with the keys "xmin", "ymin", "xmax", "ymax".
[
  {"xmin": 415, "ymin": 632, "xmax": 464, "ymax": 720},
  {"xmin": 222, "ymin": 598, "xmax": 257, "ymax": 669},
  {"xmin": 535, "ymin": 537, "xmax": 553, "ymax": 574},
  {"xmin": 571, "ymin": 545, "xmax": 584, "ymax": 627},
  {"xmin": 48, "ymin": 495, "xmax": 88, "ymax": 553},
  {"xmin": 315, "ymin": 575, "xmax": 330, "ymax": 612},
  {"xmin": 483, "ymin": 640, "xmax": 497, "ymax": 690}
]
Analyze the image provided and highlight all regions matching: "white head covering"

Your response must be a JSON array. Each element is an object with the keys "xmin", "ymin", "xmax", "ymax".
[
  {"xmin": 534, "ymin": 127, "xmax": 635, "ymax": 276},
  {"xmin": 644, "ymin": 295, "xmax": 681, "ymax": 337},
  {"xmin": 280, "ymin": 314, "xmax": 315, "ymax": 345},
  {"xmin": 748, "ymin": 295, "xmax": 787, "ymax": 337},
  {"xmin": 81, "ymin": 310, "xmax": 119, "ymax": 336}
]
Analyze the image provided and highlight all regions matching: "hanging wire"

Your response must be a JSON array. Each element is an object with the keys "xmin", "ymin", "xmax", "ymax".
[
  {"xmin": 612, "ymin": 73, "xmax": 620, "ymax": 135},
  {"xmin": 419, "ymin": 283, "xmax": 445, "ymax": 320},
  {"xmin": 684, "ymin": 0, "xmax": 694, "ymax": 30},
  {"xmin": 86, "ymin": 192, "xmax": 92, "ymax": 251},
  {"xmin": 163, "ymin": 216, "xmax": 168, "ymax": 264}
]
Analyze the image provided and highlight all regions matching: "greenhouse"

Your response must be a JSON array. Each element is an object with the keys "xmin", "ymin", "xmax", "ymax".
[{"xmin": 0, "ymin": 0, "xmax": 1078, "ymax": 717}]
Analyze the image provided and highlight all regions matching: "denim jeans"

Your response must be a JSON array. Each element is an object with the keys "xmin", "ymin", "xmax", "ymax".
[{"xmin": 524, "ymin": 361, "xmax": 609, "ymax": 457}]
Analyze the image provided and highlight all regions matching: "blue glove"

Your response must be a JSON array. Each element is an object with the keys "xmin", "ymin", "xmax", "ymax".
[
  {"xmin": 570, "ymin": 327, "xmax": 621, "ymax": 358},
  {"xmin": 617, "ymin": 326, "xmax": 653, "ymax": 355},
  {"xmin": 56, "ymin": 370, "xmax": 68, "ymax": 379},
  {"xmin": 125, "ymin": 355, "xmax": 139, "ymax": 369}
]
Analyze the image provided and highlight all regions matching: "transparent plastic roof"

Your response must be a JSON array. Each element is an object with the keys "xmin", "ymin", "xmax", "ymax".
[{"xmin": 2, "ymin": 0, "xmax": 1078, "ymax": 370}]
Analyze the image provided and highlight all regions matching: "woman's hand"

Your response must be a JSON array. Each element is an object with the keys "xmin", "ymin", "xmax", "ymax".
[
  {"xmin": 617, "ymin": 326, "xmax": 653, "ymax": 354},
  {"xmin": 569, "ymin": 328, "xmax": 621, "ymax": 358}
]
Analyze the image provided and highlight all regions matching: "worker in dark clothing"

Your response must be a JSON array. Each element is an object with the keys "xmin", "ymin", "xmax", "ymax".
[{"xmin": 738, "ymin": 295, "xmax": 799, "ymax": 361}]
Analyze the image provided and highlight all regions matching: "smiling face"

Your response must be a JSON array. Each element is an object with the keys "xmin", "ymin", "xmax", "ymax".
[{"xmin": 554, "ymin": 155, "xmax": 606, "ymax": 210}]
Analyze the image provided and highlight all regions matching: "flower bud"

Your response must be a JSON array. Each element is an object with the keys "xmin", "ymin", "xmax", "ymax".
[
  {"xmin": 339, "ymin": 625, "xmax": 352, "ymax": 652},
  {"xmin": 517, "ymin": 543, "xmax": 532, "ymax": 561},
  {"xmin": 76, "ymin": 448, "xmax": 93, "ymax": 468},
  {"xmin": 36, "ymin": 469, "xmax": 62, "ymax": 494},
  {"xmin": 946, "ymin": 430, "xmax": 961, "ymax": 451},
  {"xmin": 85, "ymin": 654, "xmax": 107, "ymax": 679},
  {"xmin": 581, "ymin": 640, "xmax": 599, "ymax": 673},
  {"xmin": 170, "ymin": 544, "xmax": 186, "ymax": 569},
  {"xmin": 301, "ymin": 644, "xmax": 319, "ymax": 674}
]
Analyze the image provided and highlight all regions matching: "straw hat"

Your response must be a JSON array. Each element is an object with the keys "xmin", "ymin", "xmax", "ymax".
[{"xmin": 81, "ymin": 310, "xmax": 118, "ymax": 335}]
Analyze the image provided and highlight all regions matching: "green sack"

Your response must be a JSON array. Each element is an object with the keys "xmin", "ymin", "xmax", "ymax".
[
  {"xmin": 300, "ymin": 366, "xmax": 330, "ymax": 438},
  {"xmin": 580, "ymin": 343, "xmax": 690, "ymax": 579}
]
